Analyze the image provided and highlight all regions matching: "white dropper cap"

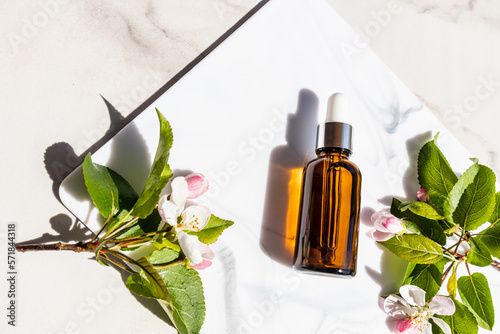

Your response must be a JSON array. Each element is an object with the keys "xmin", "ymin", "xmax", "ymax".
[
  {"xmin": 326, "ymin": 92, "xmax": 350, "ymax": 124},
  {"xmin": 316, "ymin": 92, "xmax": 353, "ymax": 152}
]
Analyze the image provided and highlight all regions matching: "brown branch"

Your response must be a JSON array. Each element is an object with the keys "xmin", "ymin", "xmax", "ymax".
[
  {"xmin": 16, "ymin": 242, "xmax": 88, "ymax": 253},
  {"xmin": 491, "ymin": 259, "xmax": 500, "ymax": 271}
]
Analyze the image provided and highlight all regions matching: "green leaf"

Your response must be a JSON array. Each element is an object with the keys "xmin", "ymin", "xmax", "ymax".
[
  {"xmin": 417, "ymin": 135, "xmax": 458, "ymax": 207},
  {"xmin": 83, "ymin": 161, "xmax": 142, "ymax": 234},
  {"xmin": 443, "ymin": 162, "xmax": 479, "ymax": 226},
  {"xmin": 102, "ymin": 166, "xmax": 140, "ymax": 232},
  {"xmin": 126, "ymin": 273, "xmax": 158, "ymax": 299},
  {"xmin": 402, "ymin": 263, "xmax": 442, "ymax": 299},
  {"xmin": 391, "ymin": 198, "xmax": 446, "ymax": 245},
  {"xmin": 158, "ymin": 265, "xmax": 205, "ymax": 334},
  {"xmin": 447, "ymin": 265, "xmax": 457, "ymax": 299},
  {"xmin": 434, "ymin": 257, "xmax": 451, "ymax": 272},
  {"xmin": 467, "ymin": 238, "xmax": 492, "ymax": 267},
  {"xmin": 82, "ymin": 153, "xmax": 120, "ymax": 218},
  {"xmin": 153, "ymin": 236, "xmax": 181, "ymax": 252},
  {"xmin": 478, "ymin": 223, "xmax": 500, "ymax": 258},
  {"xmin": 188, "ymin": 215, "xmax": 234, "ymax": 245},
  {"xmin": 403, "ymin": 262, "xmax": 416, "ymax": 282},
  {"xmin": 452, "ymin": 165, "xmax": 496, "ymax": 231},
  {"xmin": 432, "ymin": 299, "xmax": 478, "ymax": 334},
  {"xmin": 488, "ymin": 192, "xmax": 500, "ymax": 226},
  {"xmin": 106, "ymin": 166, "xmax": 139, "ymax": 206},
  {"xmin": 116, "ymin": 209, "xmax": 162, "ymax": 240},
  {"xmin": 147, "ymin": 248, "xmax": 180, "ymax": 266},
  {"xmin": 458, "ymin": 273, "xmax": 495, "ymax": 330},
  {"xmin": 129, "ymin": 109, "xmax": 173, "ymax": 219},
  {"xmin": 399, "ymin": 201, "xmax": 445, "ymax": 220},
  {"xmin": 126, "ymin": 258, "xmax": 206, "ymax": 334},
  {"xmin": 379, "ymin": 234, "xmax": 443, "ymax": 264},
  {"xmin": 443, "ymin": 223, "xmax": 460, "ymax": 235},
  {"xmin": 126, "ymin": 257, "xmax": 170, "ymax": 301}
]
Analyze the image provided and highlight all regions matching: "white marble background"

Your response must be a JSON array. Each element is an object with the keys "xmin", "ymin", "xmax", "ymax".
[{"xmin": 1, "ymin": 0, "xmax": 499, "ymax": 333}]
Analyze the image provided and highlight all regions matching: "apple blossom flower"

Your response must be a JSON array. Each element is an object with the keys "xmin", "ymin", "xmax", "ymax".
[
  {"xmin": 417, "ymin": 189, "xmax": 430, "ymax": 202},
  {"xmin": 177, "ymin": 231, "xmax": 214, "ymax": 269},
  {"xmin": 157, "ymin": 175, "xmax": 213, "ymax": 269},
  {"xmin": 158, "ymin": 177, "xmax": 211, "ymax": 232},
  {"xmin": 384, "ymin": 285, "xmax": 455, "ymax": 334},
  {"xmin": 370, "ymin": 211, "xmax": 407, "ymax": 242}
]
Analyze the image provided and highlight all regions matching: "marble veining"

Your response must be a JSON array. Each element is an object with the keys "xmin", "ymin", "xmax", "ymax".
[{"xmin": 402, "ymin": 0, "xmax": 497, "ymax": 23}]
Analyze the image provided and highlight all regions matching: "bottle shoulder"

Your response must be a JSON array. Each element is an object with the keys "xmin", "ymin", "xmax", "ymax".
[{"xmin": 304, "ymin": 155, "xmax": 361, "ymax": 177}]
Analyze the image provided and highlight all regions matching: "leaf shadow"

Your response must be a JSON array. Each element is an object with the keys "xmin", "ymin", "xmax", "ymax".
[
  {"xmin": 44, "ymin": 96, "xmax": 130, "ymax": 202},
  {"xmin": 362, "ymin": 132, "xmax": 433, "ymax": 324}
]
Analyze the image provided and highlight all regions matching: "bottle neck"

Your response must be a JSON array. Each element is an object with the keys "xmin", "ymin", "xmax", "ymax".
[
  {"xmin": 316, "ymin": 147, "xmax": 351, "ymax": 158},
  {"xmin": 315, "ymin": 122, "xmax": 352, "ymax": 152}
]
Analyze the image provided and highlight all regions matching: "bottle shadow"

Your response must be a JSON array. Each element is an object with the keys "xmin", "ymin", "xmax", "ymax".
[
  {"xmin": 363, "ymin": 131, "xmax": 433, "ymax": 296},
  {"xmin": 259, "ymin": 89, "xmax": 318, "ymax": 267}
]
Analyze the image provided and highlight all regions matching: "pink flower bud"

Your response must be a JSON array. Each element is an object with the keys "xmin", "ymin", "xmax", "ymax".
[
  {"xmin": 185, "ymin": 173, "xmax": 209, "ymax": 199},
  {"xmin": 417, "ymin": 189, "xmax": 430, "ymax": 202}
]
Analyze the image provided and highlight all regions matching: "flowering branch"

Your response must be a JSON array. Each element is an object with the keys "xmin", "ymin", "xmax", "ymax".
[
  {"xmin": 15, "ymin": 110, "xmax": 235, "ymax": 334},
  {"xmin": 370, "ymin": 135, "xmax": 499, "ymax": 333}
]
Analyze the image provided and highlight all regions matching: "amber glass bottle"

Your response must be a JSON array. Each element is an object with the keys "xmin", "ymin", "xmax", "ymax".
[{"xmin": 293, "ymin": 93, "xmax": 361, "ymax": 278}]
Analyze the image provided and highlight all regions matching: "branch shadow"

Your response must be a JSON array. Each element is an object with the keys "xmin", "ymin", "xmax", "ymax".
[
  {"xmin": 259, "ymin": 89, "xmax": 318, "ymax": 267},
  {"xmin": 16, "ymin": 213, "xmax": 93, "ymax": 245}
]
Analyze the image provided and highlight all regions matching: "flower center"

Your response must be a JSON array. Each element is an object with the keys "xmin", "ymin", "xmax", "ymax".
[{"xmin": 409, "ymin": 305, "xmax": 431, "ymax": 331}]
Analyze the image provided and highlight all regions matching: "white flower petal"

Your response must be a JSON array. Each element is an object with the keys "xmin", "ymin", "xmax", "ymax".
[
  {"xmin": 382, "ymin": 217, "xmax": 405, "ymax": 234},
  {"xmin": 421, "ymin": 321, "xmax": 433, "ymax": 334},
  {"xmin": 370, "ymin": 229, "xmax": 393, "ymax": 241},
  {"xmin": 457, "ymin": 241, "xmax": 470, "ymax": 256},
  {"xmin": 429, "ymin": 296, "xmax": 455, "ymax": 316},
  {"xmin": 177, "ymin": 231, "xmax": 203, "ymax": 264},
  {"xmin": 170, "ymin": 177, "xmax": 188, "ymax": 214},
  {"xmin": 371, "ymin": 211, "xmax": 390, "ymax": 224},
  {"xmin": 384, "ymin": 294, "xmax": 415, "ymax": 319},
  {"xmin": 158, "ymin": 195, "xmax": 180, "ymax": 226},
  {"xmin": 373, "ymin": 213, "xmax": 402, "ymax": 233},
  {"xmin": 199, "ymin": 242, "xmax": 215, "ymax": 260},
  {"xmin": 400, "ymin": 285, "xmax": 426, "ymax": 307},
  {"xmin": 431, "ymin": 317, "xmax": 451, "ymax": 334},
  {"xmin": 179, "ymin": 205, "xmax": 211, "ymax": 232}
]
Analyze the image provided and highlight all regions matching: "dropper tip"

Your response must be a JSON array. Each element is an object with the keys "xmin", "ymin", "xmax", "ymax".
[{"xmin": 326, "ymin": 92, "xmax": 349, "ymax": 124}]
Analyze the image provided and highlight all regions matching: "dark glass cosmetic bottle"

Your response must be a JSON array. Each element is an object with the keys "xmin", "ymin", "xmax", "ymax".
[{"xmin": 293, "ymin": 93, "xmax": 362, "ymax": 278}]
